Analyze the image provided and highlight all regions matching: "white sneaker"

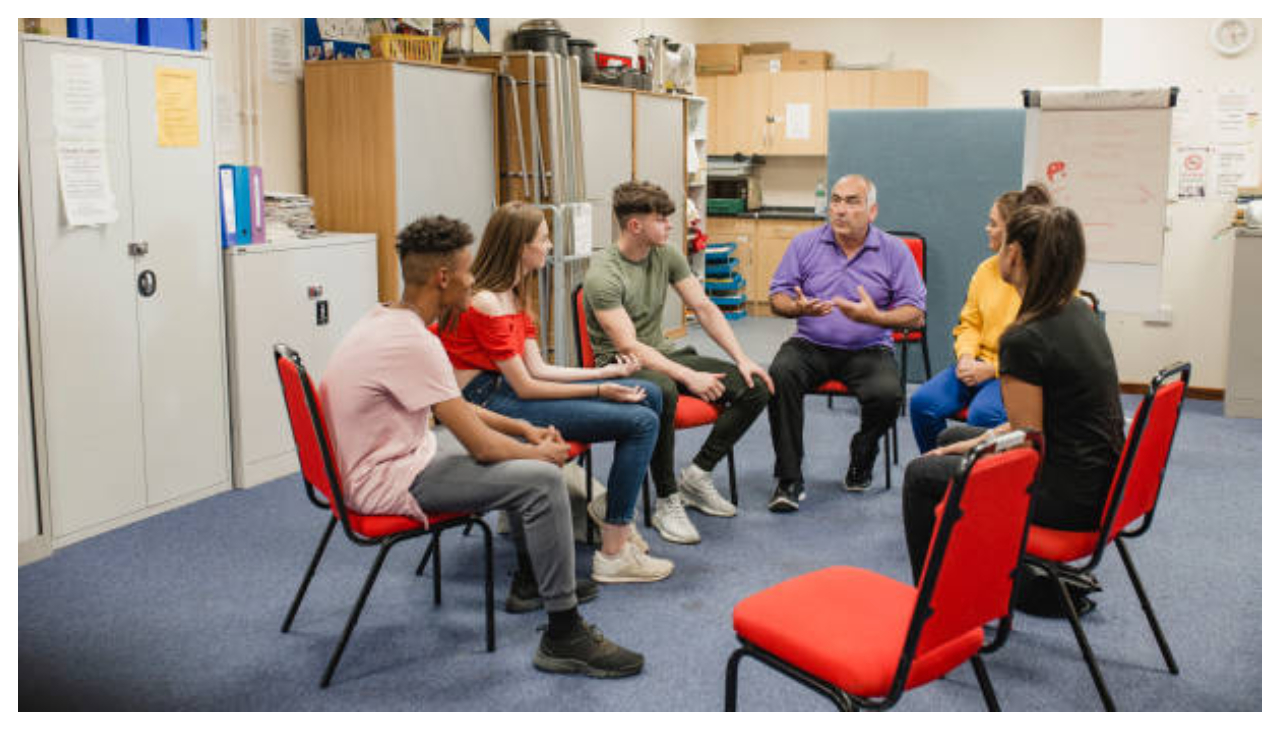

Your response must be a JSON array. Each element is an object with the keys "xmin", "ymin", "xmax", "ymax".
[
  {"xmin": 587, "ymin": 492, "xmax": 650, "ymax": 554},
  {"xmin": 653, "ymin": 494, "xmax": 701, "ymax": 544},
  {"xmin": 591, "ymin": 541, "xmax": 675, "ymax": 584},
  {"xmin": 677, "ymin": 464, "xmax": 737, "ymax": 517}
]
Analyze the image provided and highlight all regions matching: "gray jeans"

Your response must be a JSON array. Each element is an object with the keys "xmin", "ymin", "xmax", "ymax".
[{"xmin": 409, "ymin": 428, "xmax": 576, "ymax": 613}]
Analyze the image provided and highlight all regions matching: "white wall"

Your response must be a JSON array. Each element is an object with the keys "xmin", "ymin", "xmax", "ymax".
[
  {"xmin": 1098, "ymin": 18, "xmax": 1262, "ymax": 389},
  {"xmin": 689, "ymin": 19, "xmax": 1102, "ymax": 206}
]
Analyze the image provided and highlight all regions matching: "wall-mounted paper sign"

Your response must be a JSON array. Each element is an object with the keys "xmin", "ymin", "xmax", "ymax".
[
  {"xmin": 52, "ymin": 53, "xmax": 107, "ymax": 140},
  {"xmin": 155, "ymin": 67, "xmax": 199, "ymax": 147},
  {"xmin": 56, "ymin": 139, "xmax": 118, "ymax": 226},
  {"xmin": 786, "ymin": 103, "xmax": 811, "ymax": 140}
]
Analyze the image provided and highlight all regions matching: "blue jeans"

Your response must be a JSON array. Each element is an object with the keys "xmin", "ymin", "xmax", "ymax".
[
  {"xmin": 461, "ymin": 371, "xmax": 662, "ymax": 526},
  {"xmin": 908, "ymin": 366, "xmax": 1006, "ymax": 453}
]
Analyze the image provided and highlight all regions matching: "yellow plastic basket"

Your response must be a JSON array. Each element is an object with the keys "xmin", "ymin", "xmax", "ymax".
[{"xmin": 370, "ymin": 34, "xmax": 443, "ymax": 63}]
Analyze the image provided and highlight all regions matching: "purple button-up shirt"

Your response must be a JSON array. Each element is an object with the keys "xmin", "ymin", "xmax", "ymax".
[{"xmin": 769, "ymin": 224, "xmax": 927, "ymax": 351}]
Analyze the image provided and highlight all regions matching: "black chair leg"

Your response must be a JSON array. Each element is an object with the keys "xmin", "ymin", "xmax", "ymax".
[
  {"xmin": 432, "ymin": 532, "xmax": 443, "ymax": 605},
  {"xmin": 921, "ymin": 331, "xmax": 933, "ymax": 380},
  {"xmin": 1116, "ymin": 538, "xmax": 1179, "ymax": 674},
  {"xmin": 971, "ymin": 656, "xmax": 1001, "ymax": 711},
  {"xmin": 725, "ymin": 647, "xmax": 746, "ymax": 711},
  {"xmin": 727, "ymin": 448, "xmax": 738, "ymax": 506},
  {"xmin": 1047, "ymin": 562, "xmax": 1117, "ymax": 711},
  {"xmin": 321, "ymin": 541, "xmax": 394, "ymax": 688},
  {"xmin": 476, "ymin": 518, "xmax": 496, "ymax": 652},
  {"xmin": 827, "ymin": 394, "xmax": 833, "ymax": 409},
  {"xmin": 892, "ymin": 418, "xmax": 900, "ymax": 465},
  {"xmin": 584, "ymin": 450, "xmax": 595, "ymax": 545},
  {"xmin": 882, "ymin": 431, "xmax": 892, "ymax": 491},
  {"xmin": 643, "ymin": 471, "xmax": 653, "ymax": 527},
  {"xmin": 414, "ymin": 533, "xmax": 436, "ymax": 577},
  {"xmin": 898, "ymin": 339, "xmax": 909, "ymax": 416},
  {"xmin": 283, "ymin": 516, "xmax": 337, "ymax": 633}
]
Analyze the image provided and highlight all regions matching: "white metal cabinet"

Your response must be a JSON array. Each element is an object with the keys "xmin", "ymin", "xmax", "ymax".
[
  {"xmin": 19, "ymin": 36, "xmax": 231, "ymax": 545},
  {"xmin": 223, "ymin": 234, "xmax": 378, "ymax": 488},
  {"xmin": 634, "ymin": 93, "xmax": 689, "ymax": 334},
  {"xmin": 580, "ymin": 86, "xmax": 634, "ymax": 249}
]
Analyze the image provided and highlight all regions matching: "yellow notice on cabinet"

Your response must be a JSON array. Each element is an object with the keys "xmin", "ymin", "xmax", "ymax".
[{"xmin": 155, "ymin": 67, "xmax": 199, "ymax": 147}]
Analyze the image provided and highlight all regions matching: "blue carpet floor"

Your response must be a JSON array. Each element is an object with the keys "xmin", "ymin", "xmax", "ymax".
[{"xmin": 18, "ymin": 321, "xmax": 1262, "ymax": 711}]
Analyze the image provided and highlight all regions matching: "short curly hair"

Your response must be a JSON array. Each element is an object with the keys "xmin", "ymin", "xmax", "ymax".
[
  {"xmin": 612, "ymin": 180, "xmax": 675, "ymax": 226},
  {"xmin": 396, "ymin": 215, "xmax": 473, "ymax": 286}
]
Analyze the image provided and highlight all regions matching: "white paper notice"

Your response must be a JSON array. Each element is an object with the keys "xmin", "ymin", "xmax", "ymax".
[
  {"xmin": 1214, "ymin": 144, "xmax": 1250, "ymax": 199},
  {"xmin": 786, "ymin": 103, "xmax": 811, "ymax": 140},
  {"xmin": 571, "ymin": 202, "xmax": 593, "ymax": 257},
  {"xmin": 56, "ymin": 139, "xmax": 118, "ymax": 226},
  {"xmin": 267, "ymin": 22, "xmax": 300, "ymax": 84},
  {"xmin": 1174, "ymin": 146, "xmax": 1209, "ymax": 199},
  {"xmin": 52, "ymin": 53, "xmax": 107, "ymax": 140}
]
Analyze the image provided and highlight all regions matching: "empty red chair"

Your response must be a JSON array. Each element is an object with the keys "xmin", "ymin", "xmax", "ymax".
[
  {"xmin": 726, "ymin": 430, "xmax": 1044, "ymax": 711},
  {"xmin": 274, "ymin": 344, "xmax": 495, "ymax": 688},
  {"xmin": 1021, "ymin": 362, "xmax": 1191, "ymax": 711}
]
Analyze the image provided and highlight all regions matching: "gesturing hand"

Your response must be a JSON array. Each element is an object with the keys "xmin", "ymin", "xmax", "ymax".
[
  {"xmin": 832, "ymin": 286, "xmax": 881, "ymax": 325},
  {"xmin": 792, "ymin": 286, "xmax": 833, "ymax": 317},
  {"xmin": 598, "ymin": 382, "xmax": 647, "ymax": 403}
]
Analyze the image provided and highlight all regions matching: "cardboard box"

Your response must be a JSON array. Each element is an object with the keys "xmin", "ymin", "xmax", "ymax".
[
  {"xmin": 20, "ymin": 18, "xmax": 67, "ymax": 36},
  {"xmin": 743, "ymin": 50, "xmax": 832, "ymax": 73},
  {"xmin": 745, "ymin": 41, "xmax": 790, "ymax": 55},
  {"xmin": 695, "ymin": 43, "xmax": 743, "ymax": 75}
]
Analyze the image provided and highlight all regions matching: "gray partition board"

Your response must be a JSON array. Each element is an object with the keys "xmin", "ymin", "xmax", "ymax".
[{"xmin": 827, "ymin": 108, "xmax": 1025, "ymax": 381}]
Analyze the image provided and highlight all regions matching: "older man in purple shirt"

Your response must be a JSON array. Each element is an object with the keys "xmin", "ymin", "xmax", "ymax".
[{"xmin": 765, "ymin": 174, "xmax": 926, "ymax": 512}]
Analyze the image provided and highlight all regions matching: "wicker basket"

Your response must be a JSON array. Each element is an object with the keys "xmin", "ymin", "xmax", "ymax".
[{"xmin": 369, "ymin": 34, "xmax": 443, "ymax": 63}]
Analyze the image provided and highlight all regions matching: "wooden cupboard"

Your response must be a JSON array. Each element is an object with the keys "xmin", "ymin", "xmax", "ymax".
[{"xmin": 701, "ymin": 69, "xmax": 928, "ymax": 156}]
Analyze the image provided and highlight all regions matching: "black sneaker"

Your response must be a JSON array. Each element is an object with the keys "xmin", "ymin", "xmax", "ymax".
[
  {"xmin": 504, "ymin": 571, "xmax": 600, "ymax": 614},
  {"xmin": 533, "ymin": 620, "xmax": 644, "ymax": 678},
  {"xmin": 844, "ymin": 433, "xmax": 879, "ymax": 492},
  {"xmin": 768, "ymin": 480, "xmax": 805, "ymax": 513}
]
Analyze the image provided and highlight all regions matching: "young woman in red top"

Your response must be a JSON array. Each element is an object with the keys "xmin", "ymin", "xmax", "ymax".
[{"xmin": 438, "ymin": 202, "xmax": 673, "ymax": 586}]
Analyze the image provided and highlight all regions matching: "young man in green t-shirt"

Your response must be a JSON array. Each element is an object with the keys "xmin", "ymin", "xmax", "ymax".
[{"xmin": 583, "ymin": 181, "xmax": 773, "ymax": 545}]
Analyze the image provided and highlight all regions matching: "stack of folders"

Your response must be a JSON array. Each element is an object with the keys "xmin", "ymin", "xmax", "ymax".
[
  {"xmin": 218, "ymin": 165, "xmax": 266, "ymax": 247},
  {"xmin": 263, "ymin": 192, "xmax": 321, "ymax": 239}
]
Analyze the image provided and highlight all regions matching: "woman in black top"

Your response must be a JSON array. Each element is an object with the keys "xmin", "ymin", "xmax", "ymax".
[{"xmin": 900, "ymin": 204, "xmax": 1125, "ymax": 582}]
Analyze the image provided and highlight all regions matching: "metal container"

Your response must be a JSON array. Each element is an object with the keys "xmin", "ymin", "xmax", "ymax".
[
  {"xmin": 513, "ymin": 19, "xmax": 569, "ymax": 55},
  {"xmin": 567, "ymin": 38, "xmax": 596, "ymax": 82}
]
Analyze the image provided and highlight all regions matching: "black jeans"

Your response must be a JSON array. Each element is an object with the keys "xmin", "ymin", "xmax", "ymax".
[
  {"xmin": 631, "ymin": 346, "xmax": 770, "ymax": 498},
  {"xmin": 766, "ymin": 337, "xmax": 902, "ymax": 483}
]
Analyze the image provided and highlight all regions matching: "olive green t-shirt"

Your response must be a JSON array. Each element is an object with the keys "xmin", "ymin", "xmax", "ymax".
[{"xmin": 583, "ymin": 243, "xmax": 692, "ymax": 366}]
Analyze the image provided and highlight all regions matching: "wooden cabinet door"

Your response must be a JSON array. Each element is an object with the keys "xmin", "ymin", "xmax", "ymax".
[
  {"xmin": 698, "ymin": 75, "xmax": 721, "ymax": 155},
  {"xmin": 826, "ymin": 70, "xmax": 873, "ymax": 110},
  {"xmin": 713, "ymin": 73, "xmax": 769, "ymax": 155},
  {"xmin": 871, "ymin": 70, "xmax": 929, "ymax": 108},
  {"xmin": 766, "ymin": 71, "xmax": 826, "ymax": 156},
  {"xmin": 754, "ymin": 220, "xmax": 817, "ymax": 306}
]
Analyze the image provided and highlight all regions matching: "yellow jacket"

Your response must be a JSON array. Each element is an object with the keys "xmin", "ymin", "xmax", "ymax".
[{"xmin": 952, "ymin": 255, "xmax": 1021, "ymax": 372}]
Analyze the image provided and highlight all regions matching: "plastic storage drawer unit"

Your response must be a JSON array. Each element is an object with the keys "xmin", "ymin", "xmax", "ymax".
[{"xmin": 67, "ymin": 19, "xmax": 140, "ymax": 45}]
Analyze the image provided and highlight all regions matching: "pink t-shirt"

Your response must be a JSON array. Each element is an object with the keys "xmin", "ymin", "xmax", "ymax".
[{"xmin": 321, "ymin": 305, "xmax": 461, "ymax": 524}]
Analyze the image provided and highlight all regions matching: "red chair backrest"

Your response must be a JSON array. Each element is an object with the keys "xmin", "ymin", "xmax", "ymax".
[
  {"xmin": 910, "ymin": 434, "xmax": 1043, "ymax": 659},
  {"xmin": 888, "ymin": 231, "xmax": 926, "ymax": 283},
  {"xmin": 573, "ymin": 285, "xmax": 595, "ymax": 368},
  {"xmin": 274, "ymin": 346, "xmax": 345, "ymax": 523},
  {"xmin": 1100, "ymin": 371, "xmax": 1188, "ymax": 542}
]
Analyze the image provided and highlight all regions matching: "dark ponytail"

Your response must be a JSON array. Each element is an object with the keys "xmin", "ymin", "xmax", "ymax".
[{"xmin": 1003, "ymin": 205, "xmax": 1086, "ymax": 326}]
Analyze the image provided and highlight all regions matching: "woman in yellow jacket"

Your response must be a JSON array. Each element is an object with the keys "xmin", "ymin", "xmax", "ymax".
[{"xmin": 908, "ymin": 183, "xmax": 1050, "ymax": 452}]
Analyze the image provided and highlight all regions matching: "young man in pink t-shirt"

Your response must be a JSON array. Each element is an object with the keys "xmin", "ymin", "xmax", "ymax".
[{"xmin": 322, "ymin": 215, "xmax": 643, "ymax": 679}]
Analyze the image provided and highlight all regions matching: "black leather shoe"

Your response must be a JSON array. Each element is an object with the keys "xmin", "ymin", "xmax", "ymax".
[
  {"xmin": 768, "ymin": 480, "xmax": 805, "ymax": 513},
  {"xmin": 844, "ymin": 433, "xmax": 879, "ymax": 492}
]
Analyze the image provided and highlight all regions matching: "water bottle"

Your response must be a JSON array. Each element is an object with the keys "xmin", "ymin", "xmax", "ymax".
[{"xmin": 814, "ymin": 178, "xmax": 827, "ymax": 216}]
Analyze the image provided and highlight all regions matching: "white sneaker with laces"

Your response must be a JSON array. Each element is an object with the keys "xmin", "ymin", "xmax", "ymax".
[
  {"xmin": 591, "ymin": 541, "xmax": 675, "ymax": 584},
  {"xmin": 653, "ymin": 494, "xmax": 701, "ymax": 544},
  {"xmin": 677, "ymin": 464, "xmax": 737, "ymax": 517},
  {"xmin": 587, "ymin": 492, "xmax": 650, "ymax": 553}
]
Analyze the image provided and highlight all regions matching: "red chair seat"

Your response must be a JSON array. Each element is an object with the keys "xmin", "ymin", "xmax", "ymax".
[
  {"xmin": 674, "ymin": 394, "xmax": 720, "ymax": 429},
  {"xmin": 954, "ymin": 407, "xmax": 970, "ymax": 421},
  {"xmin": 892, "ymin": 330, "xmax": 924, "ymax": 343},
  {"xmin": 1025, "ymin": 525, "xmax": 1106, "ymax": 564},
  {"xmin": 566, "ymin": 440, "xmax": 590, "ymax": 459},
  {"xmin": 343, "ymin": 512, "xmax": 424, "ymax": 539},
  {"xmin": 814, "ymin": 380, "xmax": 849, "ymax": 395},
  {"xmin": 733, "ymin": 566, "xmax": 984, "ymax": 699}
]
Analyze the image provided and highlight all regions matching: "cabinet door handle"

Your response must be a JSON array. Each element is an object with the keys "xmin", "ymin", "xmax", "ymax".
[
  {"xmin": 128, "ymin": 241, "xmax": 149, "ymax": 257},
  {"xmin": 137, "ymin": 270, "xmax": 157, "ymax": 298}
]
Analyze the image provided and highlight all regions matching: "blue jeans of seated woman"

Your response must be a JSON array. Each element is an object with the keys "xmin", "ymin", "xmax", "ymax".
[
  {"xmin": 462, "ymin": 371, "xmax": 662, "ymax": 526},
  {"xmin": 908, "ymin": 366, "xmax": 1006, "ymax": 453}
]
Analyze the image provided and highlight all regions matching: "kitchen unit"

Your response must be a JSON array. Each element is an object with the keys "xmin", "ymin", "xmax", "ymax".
[
  {"xmin": 702, "ymin": 69, "xmax": 928, "ymax": 156},
  {"xmin": 707, "ymin": 213, "xmax": 825, "ymax": 315},
  {"xmin": 19, "ymin": 35, "xmax": 231, "ymax": 549}
]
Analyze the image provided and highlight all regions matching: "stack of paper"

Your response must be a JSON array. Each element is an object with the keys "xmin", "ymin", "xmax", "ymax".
[{"xmin": 264, "ymin": 192, "xmax": 321, "ymax": 239}]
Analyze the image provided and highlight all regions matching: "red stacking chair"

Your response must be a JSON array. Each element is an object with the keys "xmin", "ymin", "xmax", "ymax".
[
  {"xmin": 726, "ymin": 430, "xmax": 1044, "ymax": 711},
  {"xmin": 573, "ymin": 284, "xmax": 738, "ymax": 528},
  {"xmin": 810, "ymin": 380, "xmax": 898, "ymax": 490},
  {"xmin": 273, "ymin": 344, "xmax": 495, "ymax": 688},
  {"xmin": 1021, "ymin": 362, "xmax": 1191, "ymax": 711},
  {"xmin": 890, "ymin": 231, "xmax": 931, "ymax": 404}
]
